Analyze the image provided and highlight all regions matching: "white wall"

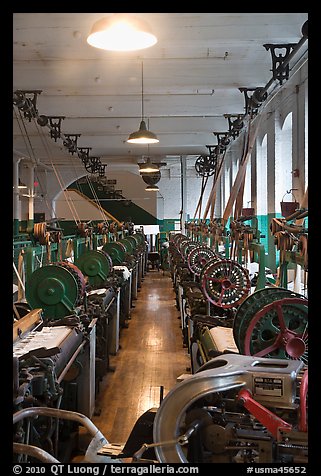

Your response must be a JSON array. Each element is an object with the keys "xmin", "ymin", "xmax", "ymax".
[{"xmin": 17, "ymin": 61, "xmax": 308, "ymax": 224}]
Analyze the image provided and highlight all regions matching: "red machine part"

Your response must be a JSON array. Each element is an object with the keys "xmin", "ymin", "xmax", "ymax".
[
  {"xmin": 187, "ymin": 246, "xmax": 217, "ymax": 276},
  {"xmin": 244, "ymin": 297, "xmax": 308, "ymax": 359},
  {"xmin": 56, "ymin": 261, "xmax": 87, "ymax": 299},
  {"xmin": 237, "ymin": 388, "xmax": 292, "ymax": 440},
  {"xmin": 201, "ymin": 258, "xmax": 251, "ymax": 308},
  {"xmin": 299, "ymin": 369, "xmax": 308, "ymax": 432}
]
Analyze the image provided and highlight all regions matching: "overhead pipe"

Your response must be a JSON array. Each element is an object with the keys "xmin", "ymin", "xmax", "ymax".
[{"xmin": 13, "ymin": 148, "xmax": 53, "ymax": 172}]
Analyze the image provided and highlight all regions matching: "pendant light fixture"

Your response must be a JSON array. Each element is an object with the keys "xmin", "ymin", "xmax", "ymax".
[
  {"xmin": 145, "ymin": 185, "xmax": 159, "ymax": 192},
  {"xmin": 87, "ymin": 14, "xmax": 157, "ymax": 52},
  {"xmin": 127, "ymin": 62, "xmax": 159, "ymax": 144},
  {"xmin": 139, "ymin": 158, "xmax": 160, "ymax": 173},
  {"xmin": 139, "ymin": 145, "xmax": 160, "ymax": 173}
]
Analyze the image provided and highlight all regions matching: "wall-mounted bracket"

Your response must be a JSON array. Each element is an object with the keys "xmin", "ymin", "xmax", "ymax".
[
  {"xmin": 239, "ymin": 87, "xmax": 268, "ymax": 116},
  {"xmin": 213, "ymin": 132, "xmax": 231, "ymax": 153},
  {"xmin": 263, "ymin": 43, "xmax": 297, "ymax": 85},
  {"xmin": 63, "ymin": 134, "xmax": 81, "ymax": 155},
  {"xmin": 224, "ymin": 113, "xmax": 245, "ymax": 139},
  {"xmin": 13, "ymin": 90, "xmax": 42, "ymax": 121},
  {"xmin": 97, "ymin": 164, "xmax": 107, "ymax": 177},
  {"xmin": 47, "ymin": 116, "xmax": 65, "ymax": 141},
  {"xmin": 77, "ymin": 147, "xmax": 92, "ymax": 163}
]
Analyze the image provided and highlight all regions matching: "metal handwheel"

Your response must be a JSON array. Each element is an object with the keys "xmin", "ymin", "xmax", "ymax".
[
  {"xmin": 243, "ymin": 296, "xmax": 308, "ymax": 363},
  {"xmin": 233, "ymin": 288, "xmax": 307, "ymax": 359},
  {"xmin": 187, "ymin": 246, "xmax": 217, "ymax": 276},
  {"xmin": 179, "ymin": 240, "xmax": 199, "ymax": 259},
  {"xmin": 201, "ymin": 258, "xmax": 251, "ymax": 308}
]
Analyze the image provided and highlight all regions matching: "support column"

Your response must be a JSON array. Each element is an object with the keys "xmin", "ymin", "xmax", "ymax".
[
  {"xmin": 180, "ymin": 156, "xmax": 187, "ymax": 234},
  {"xmin": 251, "ymin": 141, "xmax": 257, "ymax": 213},
  {"xmin": 266, "ymin": 112, "xmax": 277, "ymax": 272},
  {"xmin": 292, "ymin": 75, "xmax": 307, "ymax": 203},
  {"xmin": 13, "ymin": 158, "xmax": 21, "ymax": 235},
  {"xmin": 27, "ymin": 163, "xmax": 35, "ymax": 233},
  {"xmin": 51, "ymin": 198, "xmax": 56, "ymax": 220},
  {"xmin": 157, "ymin": 194, "xmax": 164, "ymax": 228}
]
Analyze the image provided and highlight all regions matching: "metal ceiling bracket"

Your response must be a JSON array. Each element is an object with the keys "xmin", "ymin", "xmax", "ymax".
[
  {"xmin": 239, "ymin": 87, "xmax": 267, "ymax": 116},
  {"xmin": 63, "ymin": 134, "xmax": 81, "ymax": 155},
  {"xmin": 77, "ymin": 147, "xmax": 92, "ymax": 162},
  {"xmin": 47, "ymin": 116, "xmax": 66, "ymax": 141},
  {"xmin": 13, "ymin": 89, "xmax": 42, "ymax": 122},
  {"xmin": 97, "ymin": 164, "xmax": 107, "ymax": 177},
  {"xmin": 263, "ymin": 43, "xmax": 297, "ymax": 85},
  {"xmin": 224, "ymin": 113, "xmax": 245, "ymax": 139},
  {"xmin": 213, "ymin": 132, "xmax": 231, "ymax": 153}
]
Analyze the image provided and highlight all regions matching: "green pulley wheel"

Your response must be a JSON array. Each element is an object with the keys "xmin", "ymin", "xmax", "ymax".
[
  {"xmin": 133, "ymin": 232, "xmax": 145, "ymax": 246},
  {"xmin": 75, "ymin": 250, "xmax": 112, "ymax": 286},
  {"xmin": 125, "ymin": 235, "xmax": 139, "ymax": 250},
  {"xmin": 25, "ymin": 264, "xmax": 79, "ymax": 319},
  {"xmin": 177, "ymin": 238, "xmax": 191, "ymax": 257},
  {"xmin": 171, "ymin": 233, "xmax": 186, "ymax": 244},
  {"xmin": 120, "ymin": 237, "xmax": 135, "ymax": 254},
  {"xmin": 102, "ymin": 242, "xmax": 126, "ymax": 265},
  {"xmin": 133, "ymin": 233, "xmax": 146, "ymax": 252}
]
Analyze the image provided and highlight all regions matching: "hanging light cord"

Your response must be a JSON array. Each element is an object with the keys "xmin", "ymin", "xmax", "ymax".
[{"xmin": 141, "ymin": 61, "xmax": 144, "ymax": 120}]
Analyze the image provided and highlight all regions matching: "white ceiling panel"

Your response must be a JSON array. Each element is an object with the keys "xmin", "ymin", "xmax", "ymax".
[{"xmin": 13, "ymin": 12, "xmax": 308, "ymax": 173}]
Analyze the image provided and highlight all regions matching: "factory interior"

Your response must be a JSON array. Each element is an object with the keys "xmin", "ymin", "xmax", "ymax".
[{"xmin": 13, "ymin": 13, "xmax": 309, "ymax": 465}]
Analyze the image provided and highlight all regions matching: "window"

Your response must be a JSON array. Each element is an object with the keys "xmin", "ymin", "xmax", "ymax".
[{"xmin": 275, "ymin": 113, "xmax": 293, "ymax": 214}]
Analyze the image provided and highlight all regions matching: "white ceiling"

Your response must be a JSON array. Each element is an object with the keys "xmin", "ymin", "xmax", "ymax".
[{"xmin": 13, "ymin": 12, "xmax": 308, "ymax": 175}]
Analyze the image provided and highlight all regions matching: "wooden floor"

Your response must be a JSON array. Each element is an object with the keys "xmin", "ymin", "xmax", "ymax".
[{"xmin": 92, "ymin": 268, "xmax": 191, "ymax": 445}]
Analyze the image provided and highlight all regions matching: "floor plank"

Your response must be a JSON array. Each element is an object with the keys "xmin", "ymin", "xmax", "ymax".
[{"xmin": 92, "ymin": 269, "xmax": 190, "ymax": 445}]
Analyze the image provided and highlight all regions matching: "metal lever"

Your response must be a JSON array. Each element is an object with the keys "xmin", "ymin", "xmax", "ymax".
[{"xmin": 132, "ymin": 420, "xmax": 201, "ymax": 461}]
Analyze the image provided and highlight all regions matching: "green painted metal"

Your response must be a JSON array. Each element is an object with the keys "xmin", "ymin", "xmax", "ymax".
[
  {"xmin": 68, "ymin": 180, "xmax": 158, "ymax": 224},
  {"xmin": 120, "ymin": 237, "xmax": 135, "ymax": 254},
  {"xmin": 133, "ymin": 232, "xmax": 145, "ymax": 246},
  {"xmin": 277, "ymin": 252, "xmax": 305, "ymax": 289},
  {"xmin": 25, "ymin": 264, "xmax": 79, "ymax": 319},
  {"xmin": 233, "ymin": 287, "xmax": 305, "ymax": 355},
  {"xmin": 102, "ymin": 242, "xmax": 126, "ymax": 265},
  {"xmin": 125, "ymin": 235, "xmax": 139, "ymax": 250},
  {"xmin": 13, "ymin": 219, "xmax": 19, "ymax": 236},
  {"xmin": 249, "ymin": 242, "xmax": 267, "ymax": 291},
  {"xmin": 73, "ymin": 237, "xmax": 91, "ymax": 260},
  {"xmin": 199, "ymin": 328, "xmax": 217, "ymax": 361},
  {"xmin": 26, "ymin": 219, "xmax": 34, "ymax": 234},
  {"xmin": 244, "ymin": 297, "xmax": 308, "ymax": 360},
  {"xmin": 75, "ymin": 250, "xmax": 112, "ymax": 286}
]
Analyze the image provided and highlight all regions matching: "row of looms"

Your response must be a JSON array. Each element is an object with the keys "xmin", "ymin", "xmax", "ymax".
[
  {"xmin": 13, "ymin": 206, "xmax": 308, "ymax": 464},
  {"xmin": 13, "ymin": 221, "xmax": 148, "ymax": 461},
  {"xmin": 12, "ymin": 12, "xmax": 309, "ymax": 467}
]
